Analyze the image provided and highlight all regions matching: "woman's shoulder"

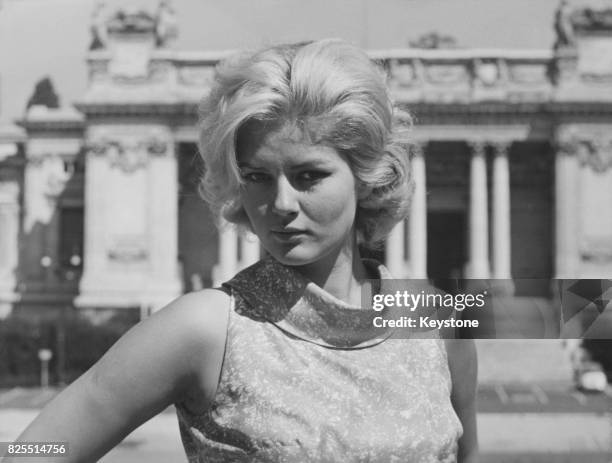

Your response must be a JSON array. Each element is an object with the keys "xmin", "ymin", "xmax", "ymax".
[
  {"xmin": 154, "ymin": 289, "xmax": 231, "ymax": 410},
  {"xmin": 160, "ymin": 288, "xmax": 231, "ymax": 346}
]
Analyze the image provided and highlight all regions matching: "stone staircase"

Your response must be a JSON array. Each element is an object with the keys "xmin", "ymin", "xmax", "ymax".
[{"xmin": 476, "ymin": 339, "xmax": 574, "ymax": 385}]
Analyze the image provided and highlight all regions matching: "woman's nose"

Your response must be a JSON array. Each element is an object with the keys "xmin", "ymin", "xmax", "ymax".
[{"xmin": 272, "ymin": 176, "xmax": 299, "ymax": 216}]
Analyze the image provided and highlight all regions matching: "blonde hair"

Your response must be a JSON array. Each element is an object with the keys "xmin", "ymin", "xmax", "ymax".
[{"xmin": 198, "ymin": 39, "xmax": 414, "ymax": 248}]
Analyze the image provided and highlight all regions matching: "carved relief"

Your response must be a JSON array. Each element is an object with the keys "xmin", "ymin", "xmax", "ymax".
[
  {"xmin": 107, "ymin": 8, "xmax": 157, "ymax": 35},
  {"xmin": 107, "ymin": 234, "xmax": 148, "ymax": 262},
  {"xmin": 26, "ymin": 155, "xmax": 75, "ymax": 200},
  {"xmin": 110, "ymin": 46, "xmax": 151, "ymax": 83},
  {"xmin": 475, "ymin": 61, "xmax": 499, "ymax": 87},
  {"xmin": 88, "ymin": 132, "xmax": 169, "ymax": 174},
  {"xmin": 390, "ymin": 61, "xmax": 417, "ymax": 87},
  {"xmin": 555, "ymin": 130, "xmax": 612, "ymax": 172},
  {"xmin": 89, "ymin": 0, "xmax": 177, "ymax": 49},
  {"xmin": 107, "ymin": 141, "xmax": 148, "ymax": 173},
  {"xmin": 554, "ymin": 137, "xmax": 579, "ymax": 157},
  {"xmin": 149, "ymin": 60, "xmax": 171, "ymax": 82},
  {"xmin": 577, "ymin": 139, "xmax": 612, "ymax": 173},
  {"xmin": 508, "ymin": 64, "xmax": 548, "ymax": 85},
  {"xmin": 89, "ymin": 59, "xmax": 109, "ymax": 82},
  {"xmin": 45, "ymin": 168, "xmax": 72, "ymax": 198},
  {"xmin": 424, "ymin": 63, "xmax": 469, "ymax": 85}
]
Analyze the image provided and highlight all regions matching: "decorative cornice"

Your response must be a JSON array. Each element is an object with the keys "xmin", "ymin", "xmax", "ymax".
[
  {"xmin": 75, "ymin": 102, "xmax": 192, "ymax": 118},
  {"xmin": 18, "ymin": 106, "xmax": 85, "ymax": 133}
]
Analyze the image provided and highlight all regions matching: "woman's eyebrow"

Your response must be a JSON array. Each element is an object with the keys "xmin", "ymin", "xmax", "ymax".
[
  {"xmin": 237, "ymin": 161, "xmax": 262, "ymax": 169},
  {"xmin": 289, "ymin": 159, "xmax": 331, "ymax": 169}
]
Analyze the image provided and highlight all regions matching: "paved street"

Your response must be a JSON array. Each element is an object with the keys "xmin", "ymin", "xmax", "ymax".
[{"xmin": 1, "ymin": 384, "xmax": 611, "ymax": 462}]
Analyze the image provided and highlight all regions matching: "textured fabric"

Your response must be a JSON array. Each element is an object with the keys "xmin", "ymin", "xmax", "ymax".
[{"xmin": 175, "ymin": 256, "xmax": 462, "ymax": 462}]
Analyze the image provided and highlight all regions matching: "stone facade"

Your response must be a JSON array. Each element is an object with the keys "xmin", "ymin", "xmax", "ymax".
[{"xmin": 1, "ymin": 0, "xmax": 612, "ymax": 315}]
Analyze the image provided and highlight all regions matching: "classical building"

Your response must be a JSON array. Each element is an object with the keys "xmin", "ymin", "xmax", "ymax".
[{"xmin": 1, "ymin": 0, "xmax": 612, "ymax": 317}]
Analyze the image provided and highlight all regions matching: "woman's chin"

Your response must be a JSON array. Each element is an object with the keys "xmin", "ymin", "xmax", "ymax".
[{"xmin": 265, "ymin": 244, "xmax": 321, "ymax": 267}]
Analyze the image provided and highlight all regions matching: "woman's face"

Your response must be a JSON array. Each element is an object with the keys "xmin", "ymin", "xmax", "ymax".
[{"xmin": 237, "ymin": 128, "xmax": 358, "ymax": 267}]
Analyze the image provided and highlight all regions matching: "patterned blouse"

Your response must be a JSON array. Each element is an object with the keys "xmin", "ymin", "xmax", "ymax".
[{"xmin": 175, "ymin": 256, "xmax": 462, "ymax": 462}]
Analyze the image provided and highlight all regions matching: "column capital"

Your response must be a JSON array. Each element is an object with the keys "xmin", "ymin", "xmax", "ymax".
[
  {"xmin": 491, "ymin": 141, "xmax": 512, "ymax": 156},
  {"xmin": 467, "ymin": 140, "xmax": 487, "ymax": 157},
  {"xmin": 410, "ymin": 141, "xmax": 427, "ymax": 158}
]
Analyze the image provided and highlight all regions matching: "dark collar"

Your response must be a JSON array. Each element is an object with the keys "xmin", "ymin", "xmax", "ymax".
[{"xmin": 222, "ymin": 256, "xmax": 395, "ymax": 349}]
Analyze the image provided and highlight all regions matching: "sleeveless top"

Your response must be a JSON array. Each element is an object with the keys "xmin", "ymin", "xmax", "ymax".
[{"xmin": 175, "ymin": 256, "xmax": 463, "ymax": 462}]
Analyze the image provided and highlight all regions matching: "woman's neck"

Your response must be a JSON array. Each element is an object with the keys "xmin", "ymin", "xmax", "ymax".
[{"xmin": 293, "ymin": 233, "xmax": 369, "ymax": 306}]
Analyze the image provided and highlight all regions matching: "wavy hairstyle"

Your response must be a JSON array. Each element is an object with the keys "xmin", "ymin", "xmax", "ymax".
[{"xmin": 198, "ymin": 39, "xmax": 414, "ymax": 248}]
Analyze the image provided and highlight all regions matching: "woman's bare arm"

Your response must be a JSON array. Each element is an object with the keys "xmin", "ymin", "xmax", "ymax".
[
  {"xmin": 445, "ymin": 338, "xmax": 479, "ymax": 463},
  {"xmin": 3, "ymin": 289, "xmax": 230, "ymax": 463}
]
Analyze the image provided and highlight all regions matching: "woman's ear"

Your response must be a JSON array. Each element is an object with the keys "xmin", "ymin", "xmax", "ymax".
[{"xmin": 356, "ymin": 182, "xmax": 373, "ymax": 201}]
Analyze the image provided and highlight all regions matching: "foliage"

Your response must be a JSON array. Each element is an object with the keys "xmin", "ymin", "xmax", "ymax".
[{"xmin": 25, "ymin": 76, "xmax": 60, "ymax": 111}]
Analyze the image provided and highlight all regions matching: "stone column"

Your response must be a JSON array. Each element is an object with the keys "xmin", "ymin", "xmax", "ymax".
[
  {"xmin": 554, "ymin": 139, "xmax": 580, "ymax": 278},
  {"xmin": 77, "ymin": 126, "xmax": 182, "ymax": 311},
  {"xmin": 385, "ymin": 220, "xmax": 406, "ymax": 277},
  {"xmin": 466, "ymin": 141, "xmax": 490, "ymax": 279},
  {"xmin": 0, "ymin": 180, "xmax": 20, "ymax": 294},
  {"xmin": 0, "ymin": 141, "xmax": 20, "ymax": 305},
  {"xmin": 491, "ymin": 142, "xmax": 512, "ymax": 279},
  {"xmin": 212, "ymin": 220, "xmax": 238, "ymax": 286},
  {"xmin": 147, "ymin": 134, "xmax": 182, "ymax": 307},
  {"xmin": 82, "ymin": 148, "xmax": 107, "ymax": 277},
  {"xmin": 409, "ymin": 142, "xmax": 427, "ymax": 278}
]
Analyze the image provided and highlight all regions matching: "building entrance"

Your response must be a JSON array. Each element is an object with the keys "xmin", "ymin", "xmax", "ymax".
[
  {"xmin": 177, "ymin": 143, "xmax": 218, "ymax": 291},
  {"xmin": 427, "ymin": 211, "xmax": 467, "ymax": 292}
]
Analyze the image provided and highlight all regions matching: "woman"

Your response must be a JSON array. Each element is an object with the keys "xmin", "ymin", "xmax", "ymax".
[{"xmin": 9, "ymin": 39, "xmax": 478, "ymax": 462}]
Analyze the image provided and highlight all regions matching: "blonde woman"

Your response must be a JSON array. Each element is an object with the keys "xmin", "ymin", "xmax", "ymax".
[{"xmin": 11, "ymin": 39, "xmax": 478, "ymax": 463}]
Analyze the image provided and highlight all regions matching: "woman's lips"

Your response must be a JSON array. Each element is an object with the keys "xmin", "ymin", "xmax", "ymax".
[{"xmin": 270, "ymin": 229, "xmax": 308, "ymax": 243}]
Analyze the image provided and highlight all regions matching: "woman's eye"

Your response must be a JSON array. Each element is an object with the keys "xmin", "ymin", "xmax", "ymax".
[
  {"xmin": 241, "ymin": 172, "xmax": 269, "ymax": 183},
  {"xmin": 297, "ymin": 171, "xmax": 327, "ymax": 182}
]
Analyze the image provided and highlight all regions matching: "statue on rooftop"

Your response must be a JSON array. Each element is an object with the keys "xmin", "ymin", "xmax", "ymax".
[
  {"xmin": 90, "ymin": 0, "xmax": 108, "ymax": 50},
  {"xmin": 155, "ymin": 0, "xmax": 178, "ymax": 48},
  {"xmin": 554, "ymin": 0, "xmax": 575, "ymax": 49}
]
